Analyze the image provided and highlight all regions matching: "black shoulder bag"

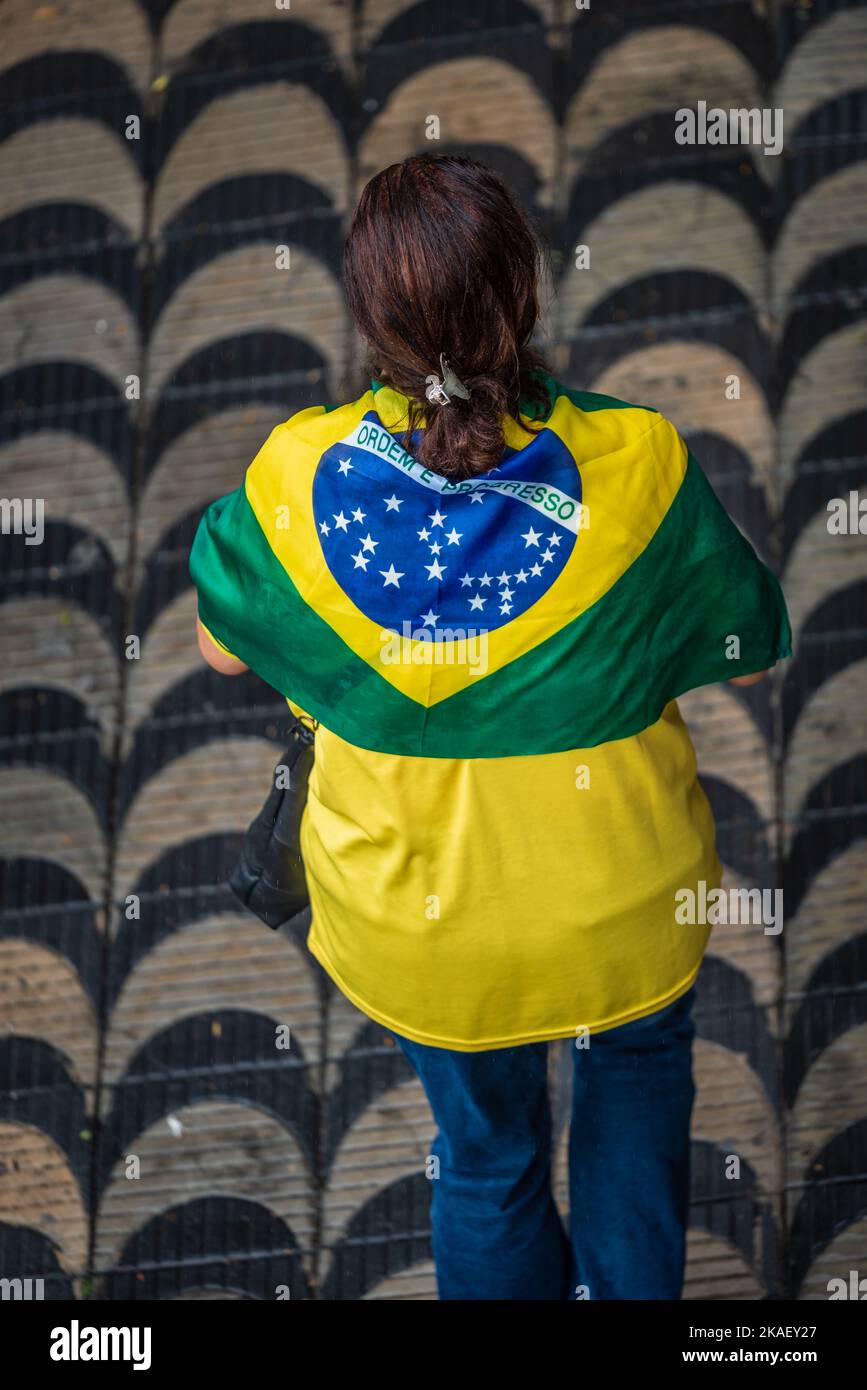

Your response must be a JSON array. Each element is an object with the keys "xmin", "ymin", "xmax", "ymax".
[{"xmin": 228, "ymin": 716, "xmax": 316, "ymax": 929}]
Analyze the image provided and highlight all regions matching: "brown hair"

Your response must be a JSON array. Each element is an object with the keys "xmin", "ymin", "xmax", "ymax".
[{"xmin": 342, "ymin": 153, "xmax": 553, "ymax": 480}]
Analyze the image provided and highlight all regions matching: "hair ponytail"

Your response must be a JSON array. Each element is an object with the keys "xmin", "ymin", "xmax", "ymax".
[{"xmin": 342, "ymin": 153, "xmax": 553, "ymax": 480}]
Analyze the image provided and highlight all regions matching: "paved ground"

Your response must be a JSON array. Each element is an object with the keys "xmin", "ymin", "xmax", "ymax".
[{"xmin": 0, "ymin": 0, "xmax": 865, "ymax": 1299}]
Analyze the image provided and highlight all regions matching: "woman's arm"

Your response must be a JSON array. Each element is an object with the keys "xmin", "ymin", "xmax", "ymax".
[
  {"xmin": 196, "ymin": 615, "xmax": 250, "ymax": 675},
  {"xmin": 728, "ymin": 669, "xmax": 769, "ymax": 687}
]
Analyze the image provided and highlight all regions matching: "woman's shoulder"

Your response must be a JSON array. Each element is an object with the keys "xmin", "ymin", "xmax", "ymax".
[
  {"xmin": 272, "ymin": 389, "xmax": 370, "ymax": 439},
  {"xmin": 251, "ymin": 388, "xmax": 378, "ymax": 470},
  {"xmin": 525, "ymin": 367, "xmax": 658, "ymax": 422},
  {"xmin": 530, "ymin": 371, "xmax": 679, "ymax": 467}
]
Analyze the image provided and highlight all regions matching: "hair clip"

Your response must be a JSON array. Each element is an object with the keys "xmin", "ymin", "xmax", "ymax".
[{"xmin": 425, "ymin": 352, "xmax": 471, "ymax": 405}]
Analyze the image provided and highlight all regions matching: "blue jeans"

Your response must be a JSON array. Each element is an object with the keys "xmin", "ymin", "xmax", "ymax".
[{"xmin": 388, "ymin": 985, "xmax": 697, "ymax": 1300}]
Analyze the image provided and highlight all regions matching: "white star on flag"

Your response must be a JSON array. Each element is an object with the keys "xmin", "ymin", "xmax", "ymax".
[
  {"xmin": 521, "ymin": 526, "xmax": 541, "ymax": 547},
  {"xmin": 384, "ymin": 494, "xmax": 402, "ymax": 511},
  {"xmin": 337, "ymin": 457, "xmax": 353, "ymax": 476},
  {"xmin": 380, "ymin": 563, "xmax": 404, "ymax": 586}
]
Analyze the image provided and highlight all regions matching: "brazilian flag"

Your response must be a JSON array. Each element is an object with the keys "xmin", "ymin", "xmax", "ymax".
[{"xmin": 190, "ymin": 370, "xmax": 791, "ymax": 758}]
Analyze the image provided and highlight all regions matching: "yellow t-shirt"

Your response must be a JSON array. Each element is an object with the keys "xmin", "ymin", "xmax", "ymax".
[{"xmin": 293, "ymin": 695, "xmax": 718, "ymax": 1049}]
